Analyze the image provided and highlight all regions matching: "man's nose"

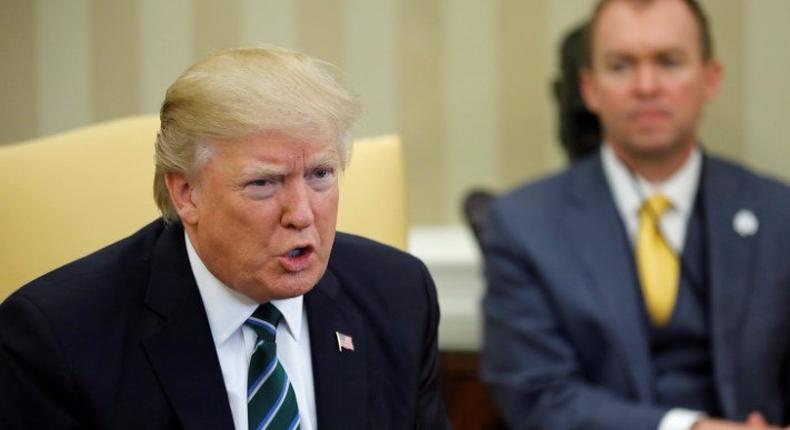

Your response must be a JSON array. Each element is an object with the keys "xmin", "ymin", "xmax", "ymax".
[
  {"xmin": 280, "ymin": 179, "xmax": 315, "ymax": 230},
  {"xmin": 634, "ymin": 65, "xmax": 659, "ymax": 96}
]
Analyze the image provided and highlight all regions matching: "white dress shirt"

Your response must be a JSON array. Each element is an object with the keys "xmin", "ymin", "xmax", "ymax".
[
  {"xmin": 185, "ymin": 233, "xmax": 317, "ymax": 430},
  {"xmin": 600, "ymin": 144, "xmax": 705, "ymax": 430}
]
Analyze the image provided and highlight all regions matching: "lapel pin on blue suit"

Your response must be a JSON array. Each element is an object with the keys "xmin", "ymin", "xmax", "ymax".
[
  {"xmin": 733, "ymin": 209, "xmax": 759, "ymax": 237},
  {"xmin": 336, "ymin": 331, "xmax": 355, "ymax": 352}
]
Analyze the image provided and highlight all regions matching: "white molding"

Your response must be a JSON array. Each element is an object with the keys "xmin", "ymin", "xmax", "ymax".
[{"xmin": 409, "ymin": 225, "xmax": 483, "ymax": 351}]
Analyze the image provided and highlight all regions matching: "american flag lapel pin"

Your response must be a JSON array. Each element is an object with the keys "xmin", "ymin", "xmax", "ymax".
[{"xmin": 335, "ymin": 331, "xmax": 355, "ymax": 352}]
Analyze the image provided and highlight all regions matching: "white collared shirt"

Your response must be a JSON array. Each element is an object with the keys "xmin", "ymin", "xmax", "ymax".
[
  {"xmin": 600, "ymin": 144, "xmax": 704, "ymax": 430},
  {"xmin": 601, "ymin": 144, "xmax": 702, "ymax": 252},
  {"xmin": 185, "ymin": 233, "xmax": 317, "ymax": 430}
]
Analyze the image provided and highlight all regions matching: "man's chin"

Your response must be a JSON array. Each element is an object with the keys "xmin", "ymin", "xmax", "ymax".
[
  {"xmin": 627, "ymin": 133, "xmax": 682, "ymax": 157},
  {"xmin": 275, "ymin": 266, "xmax": 328, "ymax": 295},
  {"xmin": 234, "ymin": 273, "xmax": 321, "ymax": 303},
  {"xmin": 272, "ymin": 282, "xmax": 317, "ymax": 300}
]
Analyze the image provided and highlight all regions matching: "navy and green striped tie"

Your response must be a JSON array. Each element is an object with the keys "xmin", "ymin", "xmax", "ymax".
[{"xmin": 245, "ymin": 304, "xmax": 301, "ymax": 430}]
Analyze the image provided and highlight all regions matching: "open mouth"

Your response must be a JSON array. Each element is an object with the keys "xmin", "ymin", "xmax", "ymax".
[
  {"xmin": 287, "ymin": 247, "xmax": 310, "ymax": 258},
  {"xmin": 280, "ymin": 245, "xmax": 315, "ymax": 272}
]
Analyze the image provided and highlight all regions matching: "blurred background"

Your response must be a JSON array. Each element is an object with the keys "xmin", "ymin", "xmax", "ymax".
[
  {"xmin": 4, "ymin": 0, "xmax": 790, "ymax": 227},
  {"xmin": 4, "ymin": 1, "xmax": 790, "ymax": 427}
]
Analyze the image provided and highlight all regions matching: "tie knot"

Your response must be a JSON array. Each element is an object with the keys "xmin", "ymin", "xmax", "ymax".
[
  {"xmin": 245, "ymin": 303, "xmax": 282, "ymax": 342},
  {"xmin": 641, "ymin": 194, "xmax": 672, "ymax": 217}
]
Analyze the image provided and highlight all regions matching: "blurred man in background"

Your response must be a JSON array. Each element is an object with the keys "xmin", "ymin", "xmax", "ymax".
[{"xmin": 483, "ymin": 1, "xmax": 790, "ymax": 429}]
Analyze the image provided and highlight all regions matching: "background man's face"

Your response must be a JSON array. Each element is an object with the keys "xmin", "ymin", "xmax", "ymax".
[
  {"xmin": 582, "ymin": 0, "xmax": 721, "ymax": 161},
  {"xmin": 187, "ymin": 132, "xmax": 340, "ymax": 303}
]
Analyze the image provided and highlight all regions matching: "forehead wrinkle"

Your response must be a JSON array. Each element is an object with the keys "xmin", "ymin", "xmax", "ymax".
[{"xmin": 237, "ymin": 146, "xmax": 339, "ymax": 178}]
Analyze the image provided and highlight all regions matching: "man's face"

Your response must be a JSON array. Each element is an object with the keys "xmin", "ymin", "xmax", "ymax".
[
  {"xmin": 177, "ymin": 132, "xmax": 340, "ymax": 303},
  {"xmin": 581, "ymin": 0, "xmax": 721, "ymax": 161}
]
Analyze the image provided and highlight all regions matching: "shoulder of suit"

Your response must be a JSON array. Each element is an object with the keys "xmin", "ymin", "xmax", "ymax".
[
  {"xmin": 491, "ymin": 153, "xmax": 598, "ymax": 218},
  {"xmin": 331, "ymin": 232, "xmax": 426, "ymax": 273},
  {"xmin": 8, "ymin": 219, "xmax": 167, "ymax": 306},
  {"xmin": 705, "ymin": 154, "xmax": 790, "ymax": 200},
  {"xmin": 326, "ymin": 233, "xmax": 434, "ymax": 310}
]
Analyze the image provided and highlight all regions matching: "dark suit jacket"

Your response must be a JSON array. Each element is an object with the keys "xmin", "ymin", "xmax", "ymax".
[
  {"xmin": 0, "ymin": 220, "xmax": 449, "ymax": 430},
  {"xmin": 482, "ymin": 152, "xmax": 790, "ymax": 430}
]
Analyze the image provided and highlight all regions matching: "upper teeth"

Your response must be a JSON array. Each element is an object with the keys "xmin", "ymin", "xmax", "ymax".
[{"xmin": 288, "ymin": 248, "xmax": 302, "ymax": 258}]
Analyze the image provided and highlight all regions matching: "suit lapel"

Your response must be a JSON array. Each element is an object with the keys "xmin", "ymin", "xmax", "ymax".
[
  {"xmin": 141, "ymin": 223, "xmax": 235, "ymax": 430},
  {"xmin": 305, "ymin": 269, "xmax": 368, "ymax": 429},
  {"xmin": 703, "ymin": 157, "xmax": 757, "ymax": 418},
  {"xmin": 562, "ymin": 156, "xmax": 655, "ymax": 400}
]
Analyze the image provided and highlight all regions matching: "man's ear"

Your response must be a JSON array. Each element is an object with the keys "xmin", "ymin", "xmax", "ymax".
[
  {"xmin": 164, "ymin": 172, "xmax": 200, "ymax": 225},
  {"xmin": 579, "ymin": 68, "xmax": 600, "ymax": 114},
  {"xmin": 703, "ymin": 58, "xmax": 723, "ymax": 102}
]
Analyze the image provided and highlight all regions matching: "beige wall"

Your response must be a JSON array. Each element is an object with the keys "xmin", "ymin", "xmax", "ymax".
[{"xmin": 3, "ymin": 0, "xmax": 790, "ymax": 225}]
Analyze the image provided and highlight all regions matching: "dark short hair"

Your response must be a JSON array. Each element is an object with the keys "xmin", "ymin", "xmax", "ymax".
[{"xmin": 583, "ymin": 0, "xmax": 714, "ymax": 68}]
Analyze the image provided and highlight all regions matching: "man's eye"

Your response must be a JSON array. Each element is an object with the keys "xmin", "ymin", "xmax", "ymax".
[
  {"xmin": 244, "ymin": 177, "xmax": 280, "ymax": 199},
  {"xmin": 659, "ymin": 56, "xmax": 682, "ymax": 68},
  {"xmin": 248, "ymin": 178, "xmax": 273, "ymax": 187},
  {"xmin": 607, "ymin": 61, "xmax": 629, "ymax": 72},
  {"xmin": 312, "ymin": 167, "xmax": 334, "ymax": 179}
]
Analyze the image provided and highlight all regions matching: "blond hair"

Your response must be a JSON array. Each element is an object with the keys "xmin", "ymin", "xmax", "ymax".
[{"xmin": 153, "ymin": 46, "xmax": 360, "ymax": 222}]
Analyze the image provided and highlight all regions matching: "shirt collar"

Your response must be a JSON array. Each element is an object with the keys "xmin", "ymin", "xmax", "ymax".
[
  {"xmin": 601, "ymin": 143, "xmax": 701, "ymax": 219},
  {"xmin": 184, "ymin": 232, "xmax": 304, "ymax": 347}
]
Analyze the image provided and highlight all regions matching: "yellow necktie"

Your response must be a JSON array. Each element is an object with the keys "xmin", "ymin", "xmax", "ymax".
[{"xmin": 636, "ymin": 194, "xmax": 679, "ymax": 327}]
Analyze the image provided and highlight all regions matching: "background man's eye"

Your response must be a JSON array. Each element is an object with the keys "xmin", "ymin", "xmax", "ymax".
[
  {"xmin": 609, "ymin": 62, "xmax": 628, "ymax": 72},
  {"xmin": 661, "ymin": 57, "xmax": 681, "ymax": 68}
]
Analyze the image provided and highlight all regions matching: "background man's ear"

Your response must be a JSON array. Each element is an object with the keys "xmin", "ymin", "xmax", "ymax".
[
  {"xmin": 579, "ymin": 69, "xmax": 600, "ymax": 114},
  {"xmin": 703, "ymin": 59, "xmax": 723, "ymax": 102}
]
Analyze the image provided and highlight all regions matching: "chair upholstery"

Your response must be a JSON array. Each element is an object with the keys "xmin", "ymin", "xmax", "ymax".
[
  {"xmin": 338, "ymin": 134, "xmax": 408, "ymax": 251},
  {"xmin": 0, "ymin": 115, "xmax": 407, "ymax": 300}
]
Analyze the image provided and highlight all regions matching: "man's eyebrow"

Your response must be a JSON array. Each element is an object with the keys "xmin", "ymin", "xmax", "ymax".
[
  {"xmin": 308, "ymin": 151, "xmax": 341, "ymax": 168},
  {"xmin": 655, "ymin": 47, "xmax": 688, "ymax": 57},
  {"xmin": 239, "ymin": 164, "xmax": 288, "ymax": 178},
  {"xmin": 602, "ymin": 51, "xmax": 634, "ymax": 60},
  {"xmin": 602, "ymin": 46, "xmax": 688, "ymax": 59}
]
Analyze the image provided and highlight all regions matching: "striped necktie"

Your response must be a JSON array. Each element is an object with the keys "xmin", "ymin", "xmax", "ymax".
[
  {"xmin": 245, "ymin": 304, "xmax": 301, "ymax": 430},
  {"xmin": 636, "ymin": 194, "xmax": 679, "ymax": 327}
]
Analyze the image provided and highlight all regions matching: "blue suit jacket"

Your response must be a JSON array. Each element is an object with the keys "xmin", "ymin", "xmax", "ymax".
[
  {"xmin": 0, "ymin": 220, "xmax": 449, "ymax": 430},
  {"xmin": 482, "ymin": 152, "xmax": 790, "ymax": 429}
]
